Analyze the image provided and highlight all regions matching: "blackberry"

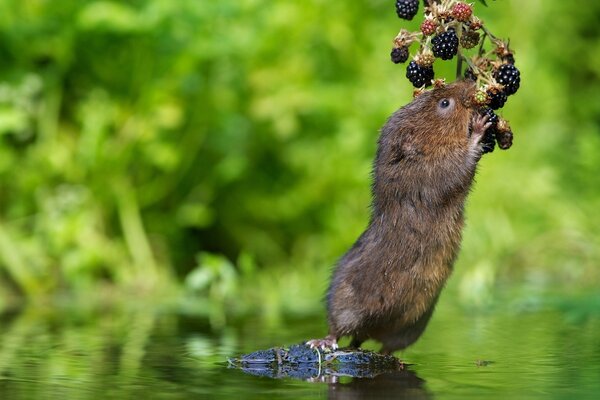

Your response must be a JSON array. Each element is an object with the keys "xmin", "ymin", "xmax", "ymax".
[
  {"xmin": 420, "ymin": 19, "xmax": 437, "ymax": 36},
  {"xmin": 396, "ymin": 0, "xmax": 419, "ymax": 20},
  {"xmin": 487, "ymin": 88, "xmax": 507, "ymax": 110},
  {"xmin": 496, "ymin": 117, "xmax": 513, "ymax": 149},
  {"xmin": 481, "ymin": 129, "xmax": 496, "ymax": 154},
  {"xmin": 480, "ymin": 106, "xmax": 499, "ymax": 127},
  {"xmin": 460, "ymin": 31, "xmax": 480, "ymax": 49},
  {"xmin": 478, "ymin": 107, "xmax": 498, "ymax": 154},
  {"xmin": 495, "ymin": 129, "xmax": 513, "ymax": 150},
  {"xmin": 473, "ymin": 89, "xmax": 489, "ymax": 106},
  {"xmin": 494, "ymin": 64, "xmax": 520, "ymax": 95},
  {"xmin": 464, "ymin": 68, "xmax": 477, "ymax": 81},
  {"xmin": 451, "ymin": 2, "xmax": 472, "ymax": 22},
  {"xmin": 406, "ymin": 60, "xmax": 434, "ymax": 87},
  {"xmin": 431, "ymin": 29, "xmax": 458, "ymax": 60},
  {"xmin": 502, "ymin": 53, "xmax": 515, "ymax": 64},
  {"xmin": 391, "ymin": 47, "xmax": 409, "ymax": 64}
]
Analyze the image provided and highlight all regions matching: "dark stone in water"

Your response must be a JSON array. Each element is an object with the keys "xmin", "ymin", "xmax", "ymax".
[{"xmin": 229, "ymin": 344, "xmax": 403, "ymax": 380}]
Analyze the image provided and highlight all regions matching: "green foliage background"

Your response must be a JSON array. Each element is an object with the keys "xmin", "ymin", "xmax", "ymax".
[{"xmin": 0, "ymin": 0, "xmax": 598, "ymax": 317}]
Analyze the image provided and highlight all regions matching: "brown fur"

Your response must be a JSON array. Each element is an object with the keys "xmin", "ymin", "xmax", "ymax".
[{"xmin": 323, "ymin": 81, "xmax": 481, "ymax": 353}]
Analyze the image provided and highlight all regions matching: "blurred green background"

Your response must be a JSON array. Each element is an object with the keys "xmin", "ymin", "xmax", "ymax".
[{"xmin": 0, "ymin": 0, "xmax": 598, "ymax": 321}]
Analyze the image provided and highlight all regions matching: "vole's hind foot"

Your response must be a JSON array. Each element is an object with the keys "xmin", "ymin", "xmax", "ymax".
[{"xmin": 306, "ymin": 335, "xmax": 338, "ymax": 351}]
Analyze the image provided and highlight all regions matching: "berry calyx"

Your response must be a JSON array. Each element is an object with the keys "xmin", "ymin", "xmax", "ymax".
[
  {"xmin": 451, "ymin": 2, "xmax": 473, "ymax": 22},
  {"xmin": 497, "ymin": 117, "xmax": 511, "ymax": 133},
  {"xmin": 469, "ymin": 17, "xmax": 483, "ymax": 30},
  {"xmin": 406, "ymin": 60, "xmax": 434, "ymax": 87},
  {"xmin": 420, "ymin": 18, "xmax": 437, "ymax": 36},
  {"xmin": 494, "ymin": 63, "xmax": 521, "ymax": 95},
  {"xmin": 433, "ymin": 78, "xmax": 446, "ymax": 89},
  {"xmin": 396, "ymin": 0, "xmax": 419, "ymax": 20},
  {"xmin": 391, "ymin": 47, "xmax": 410, "ymax": 64},
  {"xmin": 431, "ymin": 28, "xmax": 458, "ymax": 60}
]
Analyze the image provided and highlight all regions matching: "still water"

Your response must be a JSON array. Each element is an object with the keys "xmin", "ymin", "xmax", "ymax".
[{"xmin": 0, "ymin": 294, "xmax": 598, "ymax": 399}]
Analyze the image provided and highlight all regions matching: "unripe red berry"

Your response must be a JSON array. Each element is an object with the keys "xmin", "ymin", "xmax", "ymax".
[
  {"xmin": 451, "ymin": 2, "xmax": 472, "ymax": 22},
  {"xmin": 420, "ymin": 19, "xmax": 437, "ymax": 36}
]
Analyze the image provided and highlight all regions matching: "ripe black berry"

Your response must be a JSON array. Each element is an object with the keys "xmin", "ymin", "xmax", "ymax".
[
  {"xmin": 479, "ymin": 106, "xmax": 499, "ymax": 127},
  {"xmin": 481, "ymin": 129, "xmax": 496, "ymax": 154},
  {"xmin": 487, "ymin": 88, "xmax": 507, "ymax": 110},
  {"xmin": 478, "ymin": 107, "xmax": 498, "ymax": 154},
  {"xmin": 406, "ymin": 60, "xmax": 434, "ymax": 87},
  {"xmin": 391, "ymin": 47, "xmax": 409, "ymax": 64},
  {"xmin": 431, "ymin": 29, "xmax": 459, "ymax": 60},
  {"xmin": 464, "ymin": 68, "xmax": 477, "ymax": 81},
  {"xmin": 494, "ymin": 64, "xmax": 520, "ymax": 95},
  {"xmin": 396, "ymin": 0, "xmax": 419, "ymax": 20},
  {"xmin": 502, "ymin": 53, "xmax": 515, "ymax": 64}
]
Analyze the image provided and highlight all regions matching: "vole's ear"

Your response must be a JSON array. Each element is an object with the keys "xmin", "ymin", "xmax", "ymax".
[{"xmin": 389, "ymin": 129, "xmax": 423, "ymax": 164}]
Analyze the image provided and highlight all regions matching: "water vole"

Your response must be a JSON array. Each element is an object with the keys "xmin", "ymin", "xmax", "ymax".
[{"xmin": 307, "ymin": 80, "xmax": 491, "ymax": 354}]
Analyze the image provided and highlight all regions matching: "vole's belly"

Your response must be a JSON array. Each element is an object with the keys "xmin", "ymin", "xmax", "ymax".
[{"xmin": 366, "ymin": 260, "xmax": 452, "ymax": 335}]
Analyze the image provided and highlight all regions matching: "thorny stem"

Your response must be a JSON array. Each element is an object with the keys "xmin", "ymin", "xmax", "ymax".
[
  {"xmin": 460, "ymin": 54, "xmax": 494, "ymax": 86},
  {"xmin": 456, "ymin": 49, "xmax": 463, "ymax": 78},
  {"xmin": 478, "ymin": 32, "xmax": 488, "ymax": 56},
  {"xmin": 455, "ymin": 22, "xmax": 463, "ymax": 78},
  {"xmin": 461, "ymin": 54, "xmax": 477, "ymax": 71},
  {"xmin": 481, "ymin": 24, "xmax": 500, "ymax": 42}
]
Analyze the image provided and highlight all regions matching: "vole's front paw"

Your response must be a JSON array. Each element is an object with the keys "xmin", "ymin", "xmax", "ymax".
[
  {"xmin": 470, "ymin": 113, "xmax": 492, "ymax": 145},
  {"xmin": 469, "ymin": 113, "xmax": 492, "ymax": 157},
  {"xmin": 306, "ymin": 335, "xmax": 338, "ymax": 351}
]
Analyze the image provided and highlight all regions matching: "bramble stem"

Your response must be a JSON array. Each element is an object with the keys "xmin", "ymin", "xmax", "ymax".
[
  {"xmin": 478, "ymin": 32, "xmax": 487, "ymax": 56},
  {"xmin": 481, "ymin": 25, "xmax": 499, "ymax": 42},
  {"xmin": 456, "ymin": 49, "xmax": 463, "ymax": 79}
]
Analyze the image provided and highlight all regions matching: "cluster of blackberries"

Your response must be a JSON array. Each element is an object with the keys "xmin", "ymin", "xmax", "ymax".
[
  {"xmin": 390, "ymin": 0, "xmax": 520, "ymax": 153},
  {"xmin": 467, "ymin": 61, "xmax": 520, "ymax": 152},
  {"xmin": 478, "ymin": 106, "xmax": 513, "ymax": 154},
  {"xmin": 391, "ymin": 1, "xmax": 483, "ymax": 88},
  {"xmin": 467, "ymin": 62, "xmax": 521, "ymax": 110}
]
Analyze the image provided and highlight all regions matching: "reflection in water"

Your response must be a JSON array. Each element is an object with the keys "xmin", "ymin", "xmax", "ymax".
[
  {"xmin": 0, "ymin": 298, "xmax": 599, "ymax": 399},
  {"xmin": 328, "ymin": 370, "xmax": 430, "ymax": 400},
  {"xmin": 0, "ymin": 306, "xmax": 159, "ymax": 398},
  {"xmin": 230, "ymin": 344, "xmax": 431, "ymax": 399}
]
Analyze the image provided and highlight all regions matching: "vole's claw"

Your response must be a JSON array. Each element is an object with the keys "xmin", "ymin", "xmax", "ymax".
[
  {"xmin": 470, "ymin": 113, "xmax": 492, "ymax": 146},
  {"xmin": 306, "ymin": 335, "xmax": 338, "ymax": 351}
]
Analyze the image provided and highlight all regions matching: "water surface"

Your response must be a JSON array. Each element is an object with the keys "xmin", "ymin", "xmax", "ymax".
[{"xmin": 0, "ymin": 294, "xmax": 598, "ymax": 399}]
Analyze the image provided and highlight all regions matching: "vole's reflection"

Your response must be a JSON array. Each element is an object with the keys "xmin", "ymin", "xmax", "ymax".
[{"xmin": 327, "ymin": 369, "xmax": 431, "ymax": 400}]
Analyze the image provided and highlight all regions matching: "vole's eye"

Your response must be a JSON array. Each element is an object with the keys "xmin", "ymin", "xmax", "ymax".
[{"xmin": 437, "ymin": 98, "xmax": 455, "ymax": 115}]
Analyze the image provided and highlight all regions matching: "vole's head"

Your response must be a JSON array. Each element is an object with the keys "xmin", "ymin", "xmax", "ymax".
[{"xmin": 379, "ymin": 80, "xmax": 478, "ymax": 165}]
